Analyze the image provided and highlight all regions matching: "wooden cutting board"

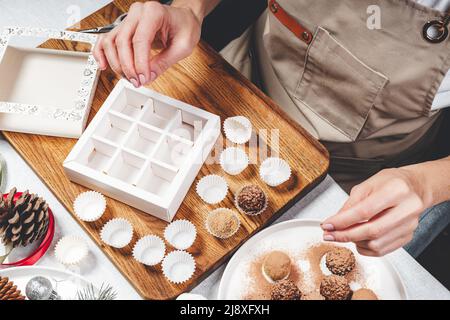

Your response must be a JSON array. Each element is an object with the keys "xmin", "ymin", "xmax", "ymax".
[{"xmin": 2, "ymin": 0, "xmax": 329, "ymax": 299}]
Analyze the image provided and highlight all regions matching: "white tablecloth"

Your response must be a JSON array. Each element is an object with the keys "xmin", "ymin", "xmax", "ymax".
[{"xmin": 0, "ymin": 0, "xmax": 449, "ymax": 300}]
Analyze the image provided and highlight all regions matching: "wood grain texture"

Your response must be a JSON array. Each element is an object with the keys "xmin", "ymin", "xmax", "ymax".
[{"xmin": 2, "ymin": 0, "xmax": 329, "ymax": 299}]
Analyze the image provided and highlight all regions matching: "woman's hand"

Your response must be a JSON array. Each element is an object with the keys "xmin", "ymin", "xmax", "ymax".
[
  {"xmin": 93, "ymin": 1, "xmax": 203, "ymax": 87},
  {"xmin": 321, "ymin": 167, "xmax": 430, "ymax": 257}
]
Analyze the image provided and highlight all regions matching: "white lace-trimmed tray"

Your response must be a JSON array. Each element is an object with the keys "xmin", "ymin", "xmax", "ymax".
[
  {"xmin": 0, "ymin": 27, "xmax": 100, "ymax": 138},
  {"xmin": 63, "ymin": 79, "xmax": 221, "ymax": 222}
]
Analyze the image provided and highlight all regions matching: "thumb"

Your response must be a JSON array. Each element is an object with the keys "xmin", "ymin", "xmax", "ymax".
[{"xmin": 150, "ymin": 36, "xmax": 194, "ymax": 80}]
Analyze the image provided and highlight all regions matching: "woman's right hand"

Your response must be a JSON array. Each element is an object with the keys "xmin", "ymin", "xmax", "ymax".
[{"xmin": 93, "ymin": 1, "xmax": 203, "ymax": 87}]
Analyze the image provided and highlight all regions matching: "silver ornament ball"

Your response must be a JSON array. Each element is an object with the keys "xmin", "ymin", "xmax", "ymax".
[{"xmin": 26, "ymin": 276, "xmax": 60, "ymax": 300}]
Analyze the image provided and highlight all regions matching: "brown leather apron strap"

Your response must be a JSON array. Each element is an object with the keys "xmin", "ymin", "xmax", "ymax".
[{"xmin": 268, "ymin": 0, "xmax": 313, "ymax": 44}]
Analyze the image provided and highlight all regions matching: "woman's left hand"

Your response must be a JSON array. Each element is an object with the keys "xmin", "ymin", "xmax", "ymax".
[{"xmin": 321, "ymin": 168, "xmax": 429, "ymax": 257}]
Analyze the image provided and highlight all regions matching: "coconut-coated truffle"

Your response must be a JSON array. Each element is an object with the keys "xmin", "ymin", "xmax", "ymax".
[
  {"xmin": 326, "ymin": 247, "xmax": 356, "ymax": 276},
  {"xmin": 270, "ymin": 280, "xmax": 301, "ymax": 300},
  {"xmin": 320, "ymin": 275, "xmax": 351, "ymax": 300}
]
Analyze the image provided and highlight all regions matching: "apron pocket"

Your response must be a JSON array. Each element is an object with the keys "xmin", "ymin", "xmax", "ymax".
[{"xmin": 294, "ymin": 27, "xmax": 388, "ymax": 141}]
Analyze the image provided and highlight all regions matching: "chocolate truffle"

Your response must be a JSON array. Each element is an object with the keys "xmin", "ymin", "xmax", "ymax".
[
  {"xmin": 352, "ymin": 288, "xmax": 378, "ymax": 300},
  {"xmin": 320, "ymin": 275, "xmax": 351, "ymax": 300},
  {"xmin": 325, "ymin": 247, "xmax": 356, "ymax": 276},
  {"xmin": 236, "ymin": 185, "xmax": 267, "ymax": 216},
  {"xmin": 262, "ymin": 251, "xmax": 291, "ymax": 282},
  {"xmin": 270, "ymin": 280, "xmax": 301, "ymax": 300},
  {"xmin": 301, "ymin": 291, "xmax": 325, "ymax": 300}
]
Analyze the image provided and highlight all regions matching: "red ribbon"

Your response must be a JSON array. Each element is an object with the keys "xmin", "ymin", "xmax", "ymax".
[{"xmin": 1, "ymin": 192, "xmax": 55, "ymax": 267}]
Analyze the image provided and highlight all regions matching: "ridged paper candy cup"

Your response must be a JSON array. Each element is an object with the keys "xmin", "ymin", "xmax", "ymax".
[
  {"xmin": 132, "ymin": 235, "xmax": 166, "ymax": 266},
  {"xmin": 164, "ymin": 220, "xmax": 197, "ymax": 250},
  {"xmin": 54, "ymin": 235, "xmax": 89, "ymax": 266},
  {"xmin": 196, "ymin": 175, "xmax": 228, "ymax": 205},
  {"xmin": 259, "ymin": 157, "xmax": 292, "ymax": 187},
  {"xmin": 162, "ymin": 250, "xmax": 196, "ymax": 284},
  {"xmin": 219, "ymin": 147, "xmax": 249, "ymax": 176},
  {"xmin": 100, "ymin": 218, "xmax": 133, "ymax": 248},
  {"xmin": 205, "ymin": 208, "xmax": 240, "ymax": 239},
  {"xmin": 223, "ymin": 116, "xmax": 252, "ymax": 144},
  {"xmin": 73, "ymin": 191, "xmax": 106, "ymax": 222}
]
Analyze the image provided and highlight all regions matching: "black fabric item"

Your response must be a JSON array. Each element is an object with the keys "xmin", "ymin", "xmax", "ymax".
[
  {"xmin": 433, "ymin": 110, "xmax": 450, "ymax": 159},
  {"xmin": 201, "ymin": 0, "xmax": 267, "ymax": 51}
]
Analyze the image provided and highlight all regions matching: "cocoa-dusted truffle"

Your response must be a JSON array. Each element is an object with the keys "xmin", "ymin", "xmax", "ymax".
[
  {"xmin": 236, "ymin": 185, "xmax": 267, "ymax": 216},
  {"xmin": 270, "ymin": 280, "xmax": 301, "ymax": 300},
  {"xmin": 326, "ymin": 246, "xmax": 356, "ymax": 276},
  {"xmin": 320, "ymin": 275, "xmax": 351, "ymax": 300},
  {"xmin": 262, "ymin": 251, "xmax": 291, "ymax": 282},
  {"xmin": 301, "ymin": 291, "xmax": 325, "ymax": 300},
  {"xmin": 352, "ymin": 288, "xmax": 378, "ymax": 300}
]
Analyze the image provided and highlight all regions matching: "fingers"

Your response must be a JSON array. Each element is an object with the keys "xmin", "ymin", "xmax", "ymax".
[
  {"xmin": 322, "ymin": 171, "xmax": 418, "ymax": 232},
  {"xmin": 321, "ymin": 184, "xmax": 372, "ymax": 231},
  {"xmin": 356, "ymin": 229, "xmax": 414, "ymax": 257},
  {"xmin": 325, "ymin": 202, "xmax": 405, "ymax": 243},
  {"xmin": 91, "ymin": 1, "xmax": 200, "ymax": 84},
  {"xmin": 354, "ymin": 208, "xmax": 419, "ymax": 256},
  {"xmin": 93, "ymin": 35, "xmax": 107, "ymax": 70},
  {"xmin": 325, "ymin": 200, "xmax": 420, "ymax": 251},
  {"xmin": 92, "ymin": 2, "xmax": 143, "ymax": 85},
  {"xmin": 150, "ymin": 37, "xmax": 194, "ymax": 79},
  {"xmin": 102, "ymin": 28, "xmax": 123, "ymax": 76},
  {"xmin": 322, "ymin": 188, "xmax": 399, "ymax": 232},
  {"xmin": 115, "ymin": 9, "xmax": 141, "ymax": 87},
  {"xmin": 132, "ymin": 4, "xmax": 164, "ymax": 86},
  {"xmin": 342, "ymin": 184, "xmax": 372, "ymax": 211}
]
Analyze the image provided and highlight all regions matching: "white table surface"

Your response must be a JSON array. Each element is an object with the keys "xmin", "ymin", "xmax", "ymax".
[{"xmin": 0, "ymin": 0, "xmax": 449, "ymax": 300}]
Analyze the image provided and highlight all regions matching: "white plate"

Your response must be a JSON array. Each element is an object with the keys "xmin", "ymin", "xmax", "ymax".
[
  {"xmin": 0, "ymin": 266, "xmax": 95, "ymax": 300},
  {"xmin": 218, "ymin": 219, "xmax": 408, "ymax": 300}
]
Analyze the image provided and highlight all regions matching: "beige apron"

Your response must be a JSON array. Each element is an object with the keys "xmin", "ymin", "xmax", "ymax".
[{"xmin": 221, "ymin": 0, "xmax": 450, "ymax": 191}]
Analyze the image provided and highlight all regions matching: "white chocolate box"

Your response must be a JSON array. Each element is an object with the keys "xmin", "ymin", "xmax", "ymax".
[
  {"xmin": 64, "ymin": 79, "xmax": 221, "ymax": 222},
  {"xmin": 0, "ymin": 27, "xmax": 100, "ymax": 138}
]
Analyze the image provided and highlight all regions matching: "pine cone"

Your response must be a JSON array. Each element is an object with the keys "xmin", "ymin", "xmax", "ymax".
[
  {"xmin": 0, "ymin": 187, "xmax": 50, "ymax": 248},
  {"xmin": 0, "ymin": 276, "xmax": 25, "ymax": 300}
]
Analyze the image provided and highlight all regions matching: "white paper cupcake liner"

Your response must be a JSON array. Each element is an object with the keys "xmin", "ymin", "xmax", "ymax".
[
  {"xmin": 162, "ymin": 250, "xmax": 196, "ymax": 284},
  {"xmin": 223, "ymin": 116, "xmax": 252, "ymax": 144},
  {"xmin": 196, "ymin": 175, "xmax": 228, "ymax": 205},
  {"xmin": 54, "ymin": 235, "xmax": 89, "ymax": 266},
  {"xmin": 164, "ymin": 220, "xmax": 197, "ymax": 250},
  {"xmin": 219, "ymin": 147, "xmax": 249, "ymax": 176},
  {"xmin": 259, "ymin": 157, "xmax": 292, "ymax": 187},
  {"xmin": 234, "ymin": 185, "xmax": 269, "ymax": 216},
  {"xmin": 100, "ymin": 218, "xmax": 133, "ymax": 248},
  {"xmin": 132, "ymin": 235, "xmax": 166, "ymax": 266},
  {"xmin": 73, "ymin": 191, "xmax": 106, "ymax": 222},
  {"xmin": 205, "ymin": 208, "xmax": 241, "ymax": 239}
]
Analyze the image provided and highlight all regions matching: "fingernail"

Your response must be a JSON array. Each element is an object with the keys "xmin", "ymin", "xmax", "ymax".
[
  {"xmin": 150, "ymin": 71, "xmax": 157, "ymax": 82},
  {"xmin": 130, "ymin": 78, "xmax": 139, "ymax": 88},
  {"xmin": 138, "ymin": 74, "xmax": 146, "ymax": 86},
  {"xmin": 323, "ymin": 234, "xmax": 335, "ymax": 242},
  {"xmin": 321, "ymin": 223, "xmax": 335, "ymax": 231}
]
